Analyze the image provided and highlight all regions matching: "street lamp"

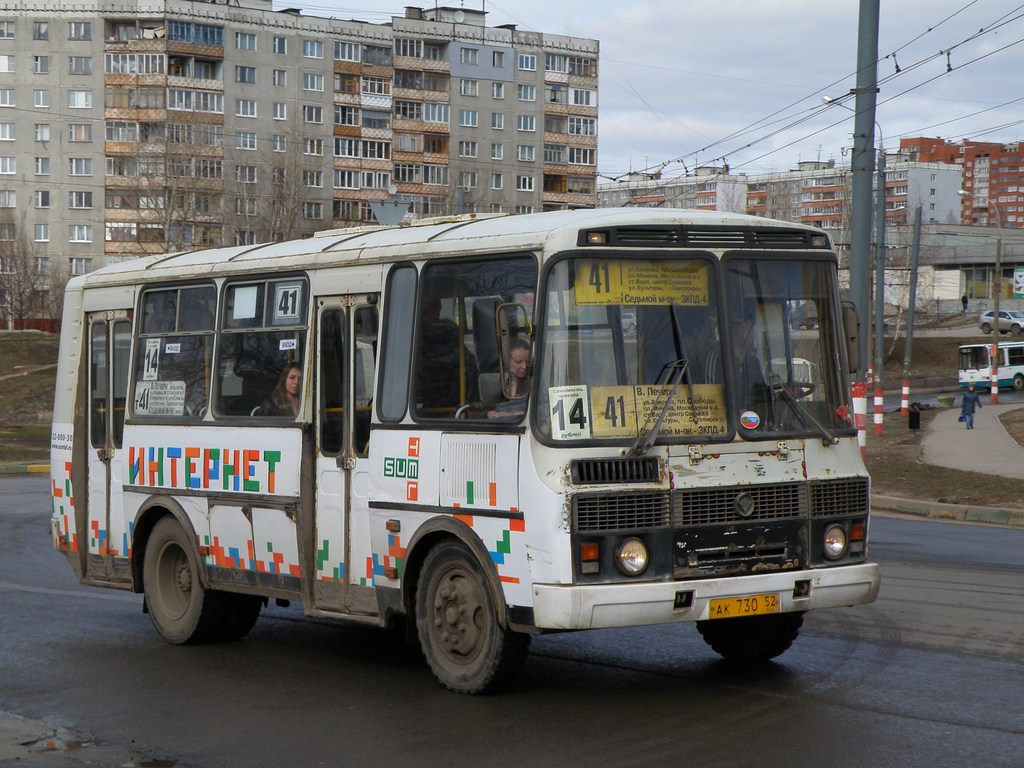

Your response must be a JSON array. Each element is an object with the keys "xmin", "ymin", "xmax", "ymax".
[{"xmin": 959, "ymin": 189, "xmax": 1003, "ymax": 403}]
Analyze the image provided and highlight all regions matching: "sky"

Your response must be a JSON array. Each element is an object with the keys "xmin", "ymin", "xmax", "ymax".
[{"xmin": 281, "ymin": 1, "xmax": 1024, "ymax": 182}]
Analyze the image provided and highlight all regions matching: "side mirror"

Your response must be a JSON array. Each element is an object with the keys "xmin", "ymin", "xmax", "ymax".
[
  {"xmin": 472, "ymin": 297, "xmax": 501, "ymax": 372},
  {"xmin": 842, "ymin": 300, "xmax": 860, "ymax": 375}
]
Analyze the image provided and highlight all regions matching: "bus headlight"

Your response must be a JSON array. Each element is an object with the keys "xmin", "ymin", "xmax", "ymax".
[
  {"xmin": 614, "ymin": 537, "xmax": 649, "ymax": 576},
  {"xmin": 822, "ymin": 524, "xmax": 848, "ymax": 560}
]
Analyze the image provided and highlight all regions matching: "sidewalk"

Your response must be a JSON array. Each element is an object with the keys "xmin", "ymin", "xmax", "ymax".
[
  {"xmin": 873, "ymin": 399, "xmax": 1024, "ymax": 526},
  {"xmin": 0, "ymin": 710, "xmax": 158, "ymax": 767}
]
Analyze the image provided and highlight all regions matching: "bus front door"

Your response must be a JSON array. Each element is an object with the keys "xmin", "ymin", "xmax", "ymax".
[
  {"xmin": 85, "ymin": 313, "xmax": 132, "ymax": 582},
  {"xmin": 313, "ymin": 298, "xmax": 379, "ymax": 614}
]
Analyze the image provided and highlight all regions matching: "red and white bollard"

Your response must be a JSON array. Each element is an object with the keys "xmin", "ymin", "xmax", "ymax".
[
  {"xmin": 873, "ymin": 382, "xmax": 884, "ymax": 437},
  {"xmin": 900, "ymin": 378, "xmax": 910, "ymax": 417},
  {"xmin": 852, "ymin": 381, "xmax": 868, "ymax": 459}
]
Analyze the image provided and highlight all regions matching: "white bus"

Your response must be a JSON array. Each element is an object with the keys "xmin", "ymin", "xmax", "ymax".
[
  {"xmin": 958, "ymin": 341, "xmax": 1024, "ymax": 391},
  {"xmin": 50, "ymin": 208, "xmax": 879, "ymax": 693}
]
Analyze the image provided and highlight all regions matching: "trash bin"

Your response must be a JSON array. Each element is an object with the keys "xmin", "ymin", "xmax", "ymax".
[{"xmin": 908, "ymin": 409, "xmax": 920, "ymax": 430}]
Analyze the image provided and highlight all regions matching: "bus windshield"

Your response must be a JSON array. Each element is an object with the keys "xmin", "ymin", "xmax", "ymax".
[{"xmin": 536, "ymin": 254, "xmax": 849, "ymax": 443}]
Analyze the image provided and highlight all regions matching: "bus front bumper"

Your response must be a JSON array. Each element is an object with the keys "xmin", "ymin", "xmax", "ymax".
[{"xmin": 530, "ymin": 562, "xmax": 880, "ymax": 631}]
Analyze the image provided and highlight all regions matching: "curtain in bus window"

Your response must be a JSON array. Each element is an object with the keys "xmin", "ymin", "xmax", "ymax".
[
  {"xmin": 354, "ymin": 305, "xmax": 379, "ymax": 455},
  {"xmin": 133, "ymin": 285, "xmax": 216, "ymax": 419}
]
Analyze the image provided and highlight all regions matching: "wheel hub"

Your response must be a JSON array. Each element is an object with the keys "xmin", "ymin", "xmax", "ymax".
[{"xmin": 433, "ymin": 573, "xmax": 482, "ymax": 658}]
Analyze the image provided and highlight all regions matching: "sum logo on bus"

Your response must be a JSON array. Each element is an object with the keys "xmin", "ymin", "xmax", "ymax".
[{"xmin": 383, "ymin": 456, "xmax": 419, "ymax": 479}]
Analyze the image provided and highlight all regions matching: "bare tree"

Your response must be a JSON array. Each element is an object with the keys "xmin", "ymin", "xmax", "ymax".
[{"xmin": 0, "ymin": 210, "xmax": 52, "ymax": 330}]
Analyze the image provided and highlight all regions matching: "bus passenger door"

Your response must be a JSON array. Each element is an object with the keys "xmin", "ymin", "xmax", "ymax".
[
  {"xmin": 86, "ymin": 313, "xmax": 132, "ymax": 582},
  {"xmin": 314, "ymin": 298, "xmax": 379, "ymax": 613}
]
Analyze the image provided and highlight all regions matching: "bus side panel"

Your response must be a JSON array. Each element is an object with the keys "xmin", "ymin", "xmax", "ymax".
[{"xmin": 50, "ymin": 284, "xmax": 85, "ymax": 568}]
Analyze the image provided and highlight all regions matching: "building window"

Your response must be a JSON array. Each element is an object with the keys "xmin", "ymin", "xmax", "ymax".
[
  {"xmin": 273, "ymin": 36, "xmax": 286, "ymax": 54},
  {"xmin": 568, "ymin": 116, "xmax": 596, "ymax": 136},
  {"xmin": 303, "ymin": 138, "xmax": 323, "ymax": 156},
  {"xmin": 491, "ymin": 112, "xmax": 504, "ymax": 129},
  {"xmin": 235, "ymin": 65, "xmax": 256, "ymax": 84},
  {"xmin": 492, "ymin": 82, "xmax": 505, "ymax": 99},
  {"xmin": 273, "ymin": 69, "xmax": 286, "ymax": 87},
  {"xmin": 303, "ymin": 104, "xmax": 323, "ymax": 124},
  {"xmin": 67, "ymin": 22, "xmax": 91, "ymax": 41},
  {"xmin": 492, "ymin": 51, "xmax": 505, "ymax": 68},
  {"xmin": 235, "ymin": 32, "xmax": 256, "ymax": 51},
  {"xmin": 517, "ymin": 84, "xmax": 535, "ymax": 101},
  {"xmin": 0, "ymin": 90, "xmax": 13, "ymax": 107},
  {"xmin": 516, "ymin": 114, "xmax": 536, "ymax": 132},
  {"xmin": 35, "ymin": 190, "xmax": 49, "ymax": 208},
  {"xmin": 458, "ymin": 171, "xmax": 478, "ymax": 189},
  {"xmin": 34, "ymin": 224, "xmax": 49, "ymax": 242},
  {"xmin": 235, "ymin": 197, "xmax": 257, "ymax": 216},
  {"xmin": 460, "ymin": 47, "xmax": 479, "ymax": 65},
  {"xmin": 460, "ymin": 79, "xmax": 479, "ymax": 97},
  {"xmin": 303, "ymin": 39, "xmax": 323, "ymax": 58},
  {"xmin": 334, "ymin": 169, "xmax": 359, "ymax": 189},
  {"xmin": 0, "ymin": 123, "xmax": 11, "ymax": 141},
  {"xmin": 34, "ymin": 157, "xmax": 49, "ymax": 175},
  {"xmin": 0, "ymin": 156, "xmax": 13, "ymax": 175},
  {"xmin": 303, "ymin": 72, "xmax": 325, "ymax": 92},
  {"xmin": 517, "ymin": 175, "xmax": 535, "ymax": 192},
  {"xmin": 68, "ymin": 157, "xmax": 92, "ymax": 175},
  {"xmin": 69, "ymin": 257, "xmax": 93, "ymax": 275},
  {"xmin": 33, "ymin": 56, "xmax": 49, "ymax": 74},
  {"xmin": 458, "ymin": 140, "xmax": 478, "ymax": 158},
  {"xmin": 423, "ymin": 103, "xmax": 449, "ymax": 123},
  {"xmin": 459, "ymin": 110, "xmax": 478, "ymax": 127},
  {"xmin": 302, "ymin": 202, "xmax": 323, "ymax": 220},
  {"xmin": 236, "ymin": 131, "xmax": 257, "ymax": 150},
  {"xmin": 68, "ymin": 123, "xmax": 90, "ymax": 142},
  {"xmin": 68, "ymin": 56, "xmax": 92, "ymax": 75},
  {"xmin": 236, "ymin": 99, "xmax": 257, "ymax": 118},
  {"xmin": 273, "ymin": 102, "xmax": 286, "ymax": 120},
  {"xmin": 491, "ymin": 172, "xmax": 503, "ymax": 190},
  {"xmin": 517, "ymin": 144, "xmax": 535, "ymax": 162},
  {"xmin": 272, "ymin": 134, "xmax": 285, "ymax": 152},
  {"xmin": 335, "ymin": 41, "xmax": 361, "ymax": 62},
  {"xmin": 34, "ymin": 90, "xmax": 49, "ymax": 109},
  {"xmin": 235, "ymin": 165, "xmax": 257, "ymax": 184},
  {"xmin": 518, "ymin": 53, "xmax": 537, "ymax": 71},
  {"xmin": 491, "ymin": 143, "xmax": 503, "ymax": 160},
  {"xmin": 568, "ymin": 147, "xmax": 595, "ymax": 165},
  {"xmin": 68, "ymin": 190, "xmax": 93, "ymax": 209},
  {"xmin": 33, "ymin": 22, "xmax": 48, "ymax": 40},
  {"xmin": 67, "ymin": 90, "xmax": 91, "ymax": 109},
  {"xmin": 0, "ymin": 21, "xmax": 13, "ymax": 39},
  {"xmin": 69, "ymin": 226, "xmax": 93, "ymax": 244},
  {"xmin": 303, "ymin": 170, "xmax": 323, "ymax": 188},
  {"xmin": 361, "ymin": 75, "xmax": 389, "ymax": 95}
]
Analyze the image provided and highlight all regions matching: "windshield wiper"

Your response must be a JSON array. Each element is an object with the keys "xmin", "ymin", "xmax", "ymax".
[
  {"xmin": 767, "ymin": 371, "xmax": 838, "ymax": 446},
  {"xmin": 629, "ymin": 357, "xmax": 688, "ymax": 456}
]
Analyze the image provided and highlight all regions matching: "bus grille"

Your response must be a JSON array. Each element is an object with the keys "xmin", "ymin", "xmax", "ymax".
[
  {"xmin": 573, "ymin": 493, "xmax": 671, "ymax": 532},
  {"xmin": 673, "ymin": 483, "xmax": 805, "ymax": 526},
  {"xmin": 810, "ymin": 477, "xmax": 869, "ymax": 517},
  {"xmin": 572, "ymin": 478, "xmax": 868, "ymax": 533},
  {"xmin": 570, "ymin": 457, "xmax": 660, "ymax": 484}
]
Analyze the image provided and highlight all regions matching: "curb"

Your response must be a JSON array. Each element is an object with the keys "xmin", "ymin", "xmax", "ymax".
[
  {"xmin": 0, "ymin": 464, "xmax": 49, "ymax": 475},
  {"xmin": 873, "ymin": 494, "xmax": 1024, "ymax": 527}
]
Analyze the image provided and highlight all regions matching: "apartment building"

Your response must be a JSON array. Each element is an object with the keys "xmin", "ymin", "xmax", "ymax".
[
  {"xmin": 597, "ymin": 159, "xmax": 962, "ymax": 231},
  {"xmin": 900, "ymin": 137, "xmax": 1024, "ymax": 229},
  {"xmin": 0, "ymin": 2, "xmax": 598, "ymax": 323}
]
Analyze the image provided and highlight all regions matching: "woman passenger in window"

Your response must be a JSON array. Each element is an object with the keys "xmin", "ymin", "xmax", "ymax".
[
  {"xmin": 263, "ymin": 363, "xmax": 302, "ymax": 416},
  {"xmin": 488, "ymin": 339, "xmax": 530, "ymax": 420}
]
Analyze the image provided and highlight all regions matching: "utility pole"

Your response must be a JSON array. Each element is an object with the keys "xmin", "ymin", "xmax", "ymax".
[
  {"xmin": 873, "ymin": 146, "xmax": 886, "ymax": 436},
  {"xmin": 850, "ymin": 0, "xmax": 880, "ymax": 385},
  {"xmin": 902, "ymin": 204, "xmax": 922, "ymax": 416}
]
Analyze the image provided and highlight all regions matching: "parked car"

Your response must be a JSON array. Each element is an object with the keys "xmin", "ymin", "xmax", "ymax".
[{"xmin": 979, "ymin": 309, "xmax": 1024, "ymax": 335}]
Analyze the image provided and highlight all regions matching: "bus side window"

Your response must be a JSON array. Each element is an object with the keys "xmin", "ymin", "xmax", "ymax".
[
  {"xmin": 354, "ymin": 305, "xmax": 379, "ymax": 455},
  {"xmin": 320, "ymin": 308, "xmax": 344, "ymax": 455},
  {"xmin": 379, "ymin": 265, "xmax": 416, "ymax": 422}
]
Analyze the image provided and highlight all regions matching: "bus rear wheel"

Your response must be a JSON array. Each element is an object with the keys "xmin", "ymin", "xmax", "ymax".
[
  {"xmin": 416, "ymin": 541, "xmax": 529, "ymax": 694},
  {"xmin": 696, "ymin": 612, "xmax": 804, "ymax": 662},
  {"xmin": 143, "ymin": 517, "xmax": 227, "ymax": 645}
]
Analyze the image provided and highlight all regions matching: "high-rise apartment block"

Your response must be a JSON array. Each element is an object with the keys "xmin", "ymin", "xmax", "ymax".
[{"xmin": 0, "ymin": 2, "xmax": 598, "ymax": 294}]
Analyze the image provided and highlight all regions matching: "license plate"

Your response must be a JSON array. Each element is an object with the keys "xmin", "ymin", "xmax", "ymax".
[{"xmin": 708, "ymin": 593, "xmax": 780, "ymax": 619}]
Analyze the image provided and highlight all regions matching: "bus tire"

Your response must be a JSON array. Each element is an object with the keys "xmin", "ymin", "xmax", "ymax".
[
  {"xmin": 696, "ymin": 612, "xmax": 804, "ymax": 662},
  {"xmin": 416, "ymin": 541, "xmax": 530, "ymax": 694},
  {"xmin": 1014, "ymin": 374, "xmax": 1024, "ymax": 391},
  {"xmin": 143, "ymin": 517, "xmax": 227, "ymax": 645},
  {"xmin": 217, "ymin": 593, "xmax": 263, "ymax": 641}
]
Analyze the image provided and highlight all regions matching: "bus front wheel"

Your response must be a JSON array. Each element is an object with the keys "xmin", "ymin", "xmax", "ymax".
[
  {"xmin": 143, "ymin": 517, "xmax": 227, "ymax": 645},
  {"xmin": 696, "ymin": 612, "xmax": 804, "ymax": 662},
  {"xmin": 416, "ymin": 541, "xmax": 530, "ymax": 694}
]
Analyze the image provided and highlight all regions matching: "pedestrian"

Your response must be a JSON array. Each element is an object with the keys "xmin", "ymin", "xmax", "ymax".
[
  {"xmin": 961, "ymin": 383, "xmax": 982, "ymax": 429},
  {"xmin": 961, "ymin": 294, "xmax": 968, "ymax": 314}
]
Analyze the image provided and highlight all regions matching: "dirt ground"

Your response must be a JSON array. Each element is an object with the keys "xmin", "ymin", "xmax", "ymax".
[{"xmin": 0, "ymin": 329, "xmax": 1018, "ymax": 507}]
